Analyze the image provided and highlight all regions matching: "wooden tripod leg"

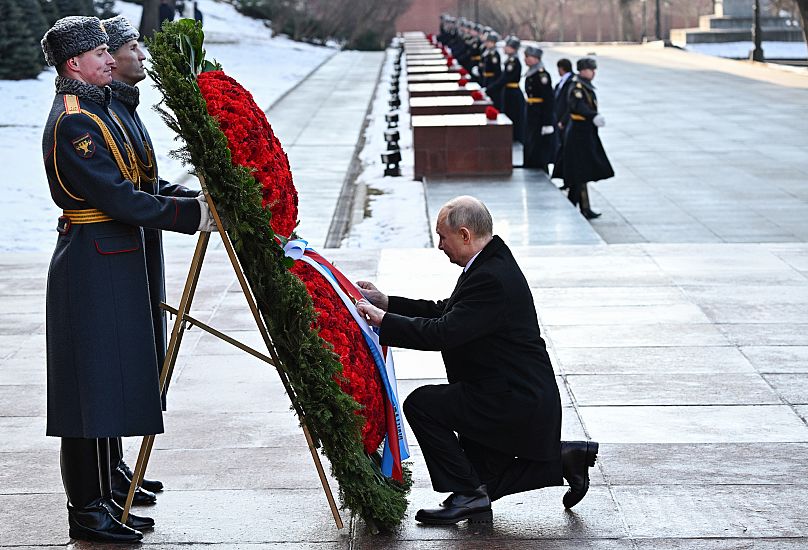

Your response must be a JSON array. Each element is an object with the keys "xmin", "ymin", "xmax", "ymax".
[
  {"xmin": 122, "ymin": 232, "xmax": 211, "ymax": 524},
  {"xmin": 203, "ymin": 188, "xmax": 344, "ymax": 530}
]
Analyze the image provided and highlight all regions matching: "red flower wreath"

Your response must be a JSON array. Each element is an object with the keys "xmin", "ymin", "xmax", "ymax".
[
  {"xmin": 198, "ymin": 71, "xmax": 298, "ymax": 238},
  {"xmin": 198, "ymin": 69, "xmax": 386, "ymax": 453},
  {"xmin": 289, "ymin": 261, "xmax": 386, "ymax": 453}
]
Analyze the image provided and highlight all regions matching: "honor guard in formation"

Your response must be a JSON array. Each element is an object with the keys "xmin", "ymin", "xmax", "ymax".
[
  {"xmin": 40, "ymin": 15, "xmax": 215, "ymax": 543},
  {"xmin": 558, "ymin": 58, "xmax": 614, "ymax": 219},
  {"xmin": 104, "ymin": 14, "xmax": 204, "ymax": 507},
  {"xmin": 486, "ymin": 36, "xmax": 524, "ymax": 144},
  {"xmin": 478, "ymin": 30, "xmax": 501, "ymax": 102},
  {"xmin": 522, "ymin": 46, "xmax": 555, "ymax": 173}
]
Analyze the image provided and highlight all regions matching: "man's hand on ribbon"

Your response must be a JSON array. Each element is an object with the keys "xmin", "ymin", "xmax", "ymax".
[
  {"xmin": 356, "ymin": 298, "xmax": 385, "ymax": 328},
  {"xmin": 356, "ymin": 281, "xmax": 389, "ymax": 311}
]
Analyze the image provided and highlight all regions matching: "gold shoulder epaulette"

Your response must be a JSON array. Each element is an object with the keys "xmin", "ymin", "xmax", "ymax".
[{"xmin": 63, "ymin": 94, "xmax": 81, "ymax": 115}]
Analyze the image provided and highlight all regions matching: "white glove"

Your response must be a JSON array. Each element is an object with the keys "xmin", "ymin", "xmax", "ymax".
[
  {"xmin": 196, "ymin": 194, "xmax": 217, "ymax": 232},
  {"xmin": 593, "ymin": 114, "xmax": 606, "ymax": 127},
  {"xmin": 471, "ymin": 66, "xmax": 480, "ymax": 77},
  {"xmin": 541, "ymin": 125, "xmax": 555, "ymax": 135}
]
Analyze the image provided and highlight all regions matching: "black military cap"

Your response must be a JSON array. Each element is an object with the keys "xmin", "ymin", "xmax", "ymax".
[
  {"xmin": 486, "ymin": 32, "xmax": 500, "ymax": 43},
  {"xmin": 41, "ymin": 16, "xmax": 108, "ymax": 67},
  {"xmin": 577, "ymin": 57, "xmax": 598, "ymax": 70},
  {"xmin": 524, "ymin": 46, "xmax": 543, "ymax": 58},
  {"xmin": 505, "ymin": 36, "xmax": 521, "ymax": 50}
]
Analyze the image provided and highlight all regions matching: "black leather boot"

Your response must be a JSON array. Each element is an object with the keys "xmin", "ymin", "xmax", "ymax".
[
  {"xmin": 99, "ymin": 438, "xmax": 155, "ymax": 531},
  {"xmin": 561, "ymin": 440, "xmax": 599, "ymax": 509},
  {"xmin": 111, "ymin": 463, "xmax": 158, "ymax": 506},
  {"xmin": 67, "ymin": 498, "xmax": 143, "ymax": 543},
  {"xmin": 415, "ymin": 485, "xmax": 492, "ymax": 525},
  {"xmin": 112, "ymin": 437, "xmax": 164, "ymax": 493},
  {"xmin": 60, "ymin": 437, "xmax": 143, "ymax": 543}
]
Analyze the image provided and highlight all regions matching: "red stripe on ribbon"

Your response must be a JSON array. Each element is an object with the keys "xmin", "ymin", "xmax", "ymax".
[{"xmin": 303, "ymin": 249, "xmax": 365, "ymax": 303}]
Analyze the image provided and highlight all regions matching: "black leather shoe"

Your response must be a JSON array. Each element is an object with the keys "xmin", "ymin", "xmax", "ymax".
[
  {"xmin": 119, "ymin": 460, "xmax": 164, "ymax": 493},
  {"xmin": 415, "ymin": 485, "xmax": 492, "ymax": 525},
  {"xmin": 111, "ymin": 467, "xmax": 157, "ymax": 506},
  {"xmin": 67, "ymin": 498, "xmax": 143, "ymax": 543},
  {"xmin": 582, "ymin": 209, "xmax": 602, "ymax": 220},
  {"xmin": 561, "ymin": 440, "xmax": 599, "ymax": 509},
  {"xmin": 103, "ymin": 497, "xmax": 155, "ymax": 531}
]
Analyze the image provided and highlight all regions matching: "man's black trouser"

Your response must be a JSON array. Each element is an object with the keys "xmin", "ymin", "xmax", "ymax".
[{"xmin": 403, "ymin": 383, "xmax": 562, "ymax": 500}]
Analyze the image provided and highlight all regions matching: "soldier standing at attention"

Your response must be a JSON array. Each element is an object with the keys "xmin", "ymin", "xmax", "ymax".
[
  {"xmin": 486, "ymin": 36, "xmax": 524, "ymax": 144},
  {"xmin": 479, "ymin": 31, "xmax": 501, "ymax": 97},
  {"xmin": 41, "ymin": 16, "xmax": 215, "ymax": 543},
  {"xmin": 103, "ymin": 14, "xmax": 203, "ymax": 508},
  {"xmin": 562, "ymin": 58, "xmax": 614, "ymax": 219},
  {"xmin": 522, "ymin": 46, "xmax": 555, "ymax": 173}
]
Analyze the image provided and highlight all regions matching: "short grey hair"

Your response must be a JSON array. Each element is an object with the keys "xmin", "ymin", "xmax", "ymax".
[{"xmin": 441, "ymin": 196, "xmax": 493, "ymax": 237}]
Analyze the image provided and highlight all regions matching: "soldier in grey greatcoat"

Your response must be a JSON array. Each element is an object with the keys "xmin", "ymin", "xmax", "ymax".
[{"xmin": 41, "ymin": 16, "xmax": 215, "ymax": 543}]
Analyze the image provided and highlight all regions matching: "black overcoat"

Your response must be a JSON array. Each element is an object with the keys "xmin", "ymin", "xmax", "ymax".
[
  {"xmin": 110, "ymin": 81, "xmax": 199, "ymax": 398},
  {"xmin": 523, "ymin": 65, "xmax": 556, "ymax": 170},
  {"xmin": 42, "ymin": 77, "xmax": 200, "ymax": 438},
  {"xmin": 550, "ymin": 73, "xmax": 575, "ymax": 179},
  {"xmin": 561, "ymin": 76, "xmax": 614, "ymax": 184},
  {"xmin": 380, "ymin": 236, "xmax": 562, "ymax": 462},
  {"xmin": 479, "ymin": 48, "xmax": 501, "ymax": 95}
]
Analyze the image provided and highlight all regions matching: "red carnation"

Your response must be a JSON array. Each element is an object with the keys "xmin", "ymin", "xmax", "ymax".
[
  {"xmin": 446, "ymin": 58, "xmax": 454, "ymax": 67},
  {"xmin": 485, "ymin": 106, "xmax": 499, "ymax": 120},
  {"xmin": 459, "ymin": 68, "xmax": 469, "ymax": 76},
  {"xmin": 458, "ymin": 78, "xmax": 469, "ymax": 87},
  {"xmin": 197, "ymin": 70, "xmax": 298, "ymax": 237},
  {"xmin": 290, "ymin": 261, "xmax": 386, "ymax": 453},
  {"xmin": 471, "ymin": 90, "xmax": 484, "ymax": 101}
]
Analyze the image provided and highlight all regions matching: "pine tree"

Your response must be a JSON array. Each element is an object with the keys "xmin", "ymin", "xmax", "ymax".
[
  {"xmin": 55, "ymin": 0, "xmax": 95, "ymax": 16},
  {"xmin": 94, "ymin": 0, "xmax": 117, "ymax": 19},
  {"xmin": 39, "ymin": 0, "xmax": 61, "ymax": 26},
  {"xmin": 0, "ymin": 0, "xmax": 44, "ymax": 80},
  {"xmin": 18, "ymin": 0, "xmax": 49, "ymax": 66}
]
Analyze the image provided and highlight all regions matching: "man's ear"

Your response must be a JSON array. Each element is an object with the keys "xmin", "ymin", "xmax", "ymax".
[{"xmin": 460, "ymin": 227, "xmax": 471, "ymax": 243}]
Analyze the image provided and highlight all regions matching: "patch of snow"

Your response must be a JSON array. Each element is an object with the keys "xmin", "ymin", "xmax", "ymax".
[
  {"xmin": 686, "ymin": 41, "xmax": 808, "ymax": 59},
  {"xmin": 341, "ymin": 47, "xmax": 432, "ymax": 249},
  {"xmin": 2, "ymin": 0, "xmax": 334, "ymax": 252}
]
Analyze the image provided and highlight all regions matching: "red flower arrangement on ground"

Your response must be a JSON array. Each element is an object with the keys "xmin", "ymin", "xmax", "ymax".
[
  {"xmin": 457, "ymin": 77, "xmax": 469, "ymax": 87},
  {"xmin": 198, "ymin": 71, "xmax": 298, "ymax": 238},
  {"xmin": 486, "ymin": 106, "xmax": 500, "ymax": 120},
  {"xmin": 198, "ymin": 69, "xmax": 386, "ymax": 454},
  {"xmin": 471, "ymin": 90, "xmax": 484, "ymax": 101},
  {"xmin": 458, "ymin": 68, "xmax": 469, "ymax": 77}
]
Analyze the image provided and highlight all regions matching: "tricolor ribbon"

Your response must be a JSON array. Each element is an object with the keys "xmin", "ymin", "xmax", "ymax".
[{"xmin": 284, "ymin": 239, "xmax": 410, "ymax": 481}]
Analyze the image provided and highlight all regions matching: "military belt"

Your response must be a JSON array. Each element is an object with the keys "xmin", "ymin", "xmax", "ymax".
[
  {"xmin": 483, "ymin": 72, "xmax": 495, "ymax": 77},
  {"xmin": 526, "ymin": 97, "xmax": 545, "ymax": 104},
  {"xmin": 59, "ymin": 208, "xmax": 113, "ymax": 234},
  {"xmin": 471, "ymin": 55, "xmax": 481, "ymax": 61},
  {"xmin": 570, "ymin": 114, "xmax": 586, "ymax": 121},
  {"xmin": 506, "ymin": 83, "xmax": 519, "ymax": 89}
]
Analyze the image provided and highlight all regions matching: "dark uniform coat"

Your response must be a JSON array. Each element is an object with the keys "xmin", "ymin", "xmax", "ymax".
[
  {"xmin": 43, "ymin": 77, "xmax": 200, "ymax": 438},
  {"xmin": 561, "ymin": 76, "xmax": 614, "ymax": 184},
  {"xmin": 550, "ymin": 72, "xmax": 576, "ymax": 179},
  {"xmin": 487, "ymin": 54, "xmax": 524, "ymax": 143},
  {"xmin": 479, "ymin": 46, "xmax": 501, "ymax": 97},
  {"xmin": 380, "ymin": 236, "xmax": 562, "ymax": 463},
  {"xmin": 109, "ymin": 80, "xmax": 199, "ymax": 401},
  {"xmin": 523, "ymin": 64, "xmax": 556, "ymax": 170}
]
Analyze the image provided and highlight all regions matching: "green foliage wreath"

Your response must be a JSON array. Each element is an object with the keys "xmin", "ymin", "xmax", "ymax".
[{"xmin": 147, "ymin": 19, "xmax": 410, "ymax": 530}]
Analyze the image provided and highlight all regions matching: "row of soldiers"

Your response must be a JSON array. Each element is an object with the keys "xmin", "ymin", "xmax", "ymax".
[{"xmin": 436, "ymin": 15, "xmax": 614, "ymax": 220}]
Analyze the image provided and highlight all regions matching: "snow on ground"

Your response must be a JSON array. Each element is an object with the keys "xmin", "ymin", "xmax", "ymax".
[
  {"xmin": 341, "ymin": 46, "xmax": 432, "ymax": 249},
  {"xmin": 1, "ymin": 0, "xmax": 334, "ymax": 252},
  {"xmin": 686, "ymin": 40, "xmax": 808, "ymax": 59}
]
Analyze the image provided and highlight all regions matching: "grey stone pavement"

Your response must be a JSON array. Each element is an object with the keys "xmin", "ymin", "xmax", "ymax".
[{"xmin": 3, "ymin": 45, "xmax": 808, "ymax": 548}]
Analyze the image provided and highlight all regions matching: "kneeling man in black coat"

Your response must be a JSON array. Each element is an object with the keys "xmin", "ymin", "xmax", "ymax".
[{"xmin": 356, "ymin": 196, "xmax": 599, "ymax": 525}]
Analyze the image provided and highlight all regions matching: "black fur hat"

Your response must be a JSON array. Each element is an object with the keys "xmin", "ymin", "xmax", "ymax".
[
  {"xmin": 505, "ymin": 36, "xmax": 521, "ymax": 50},
  {"xmin": 41, "ymin": 16, "xmax": 108, "ymax": 67},
  {"xmin": 103, "ymin": 15, "xmax": 140, "ymax": 53},
  {"xmin": 577, "ymin": 57, "xmax": 598, "ymax": 71}
]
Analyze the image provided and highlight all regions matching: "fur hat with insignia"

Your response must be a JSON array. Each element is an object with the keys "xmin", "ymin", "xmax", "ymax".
[
  {"xmin": 524, "ymin": 46, "xmax": 543, "ymax": 59},
  {"xmin": 103, "ymin": 15, "xmax": 140, "ymax": 53},
  {"xmin": 41, "ymin": 16, "xmax": 108, "ymax": 67},
  {"xmin": 486, "ymin": 31, "xmax": 500, "ymax": 43},
  {"xmin": 577, "ymin": 57, "xmax": 598, "ymax": 71},
  {"xmin": 505, "ymin": 36, "xmax": 521, "ymax": 50}
]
